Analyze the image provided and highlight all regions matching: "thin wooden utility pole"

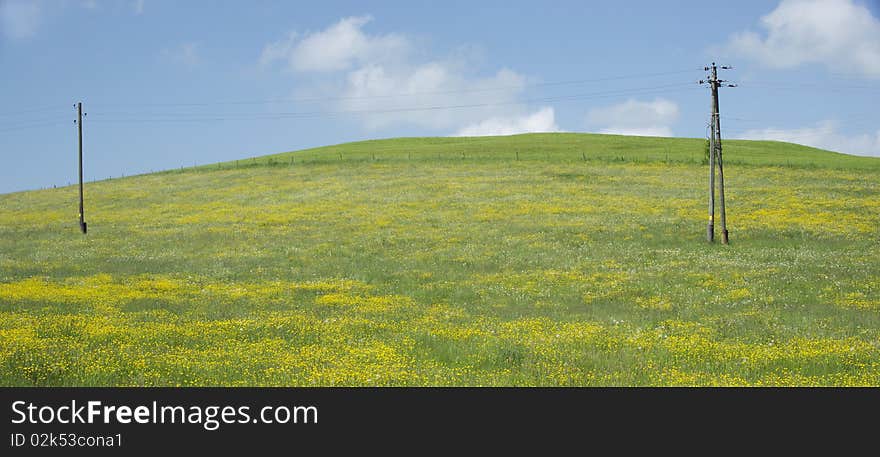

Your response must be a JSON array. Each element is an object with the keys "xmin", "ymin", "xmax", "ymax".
[{"xmin": 77, "ymin": 102, "xmax": 87, "ymax": 234}]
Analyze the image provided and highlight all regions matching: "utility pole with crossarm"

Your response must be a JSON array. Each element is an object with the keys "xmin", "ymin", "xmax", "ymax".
[{"xmin": 700, "ymin": 63, "xmax": 735, "ymax": 244}]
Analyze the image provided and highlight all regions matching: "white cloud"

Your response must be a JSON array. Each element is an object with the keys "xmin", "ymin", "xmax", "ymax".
[
  {"xmin": 723, "ymin": 0, "xmax": 880, "ymax": 78},
  {"xmin": 598, "ymin": 126, "xmax": 674, "ymax": 137},
  {"xmin": 263, "ymin": 16, "xmax": 539, "ymax": 132},
  {"xmin": 259, "ymin": 31, "xmax": 298, "ymax": 67},
  {"xmin": 339, "ymin": 63, "xmax": 528, "ymax": 131},
  {"xmin": 161, "ymin": 42, "xmax": 201, "ymax": 69},
  {"xmin": 261, "ymin": 15, "xmax": 410, "ymax": 72},
  {"xmin": 454, "ymin": 107, "xmax": 560, "ymax": 137},
  {"xmin": 1, "ymin": 0, "xmax": 42, "ymax": 40},
  {"xmin": 586, "ymin": 98, "xmax": 679, "ymax": 137},
  {"xmin": 133, "ymin": 0, "xmax": 144, "ymax": 15},
  {"xmin": 733, "ymin": 120, "xmax": 880, "ymax": 157}
]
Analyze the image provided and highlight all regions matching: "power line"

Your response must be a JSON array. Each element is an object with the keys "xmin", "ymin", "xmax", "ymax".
[
  {"xmin": 86, "ymin": 69, "xmax": 700, "ymax": 108},
  {"xmin": 0, "ymin": 120, "xmax": 70, "ymax": 133},
  {"xmin": 737, "ymin": 81, "xmax": 880, "ymax": 92},
  {"xmin": 0, "ymin": 105, "xmax": 70, "ymax": 118},
  {"xmin": 84, "ymin": 83, "xmax": 699, "ymax": 124},
  {"xmin": 722, "ymin": 113, "xmax": 877, "ymax": 125},
  {"xmin": 0, "ymin": 114, "xmax": 74, "ymax": 129}
]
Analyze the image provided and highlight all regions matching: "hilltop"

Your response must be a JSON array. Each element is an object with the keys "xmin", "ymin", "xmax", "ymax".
[{"xmin": 211, "ymin": 133, "xmax": 880, "ymax": 170}]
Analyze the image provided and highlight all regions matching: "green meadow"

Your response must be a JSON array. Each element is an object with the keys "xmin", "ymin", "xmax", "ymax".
[{"xmin": 1, "ymin": 133, "xmax": 878, "ymax": 386}]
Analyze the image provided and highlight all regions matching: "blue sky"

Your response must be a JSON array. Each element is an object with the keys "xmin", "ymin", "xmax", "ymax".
[{"xmin": 1, "ymin": 0, "xmax": 879, "ymax": 193}]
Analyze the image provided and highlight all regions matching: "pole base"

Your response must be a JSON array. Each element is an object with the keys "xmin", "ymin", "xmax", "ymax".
[
  {"xmin": 707, "ymin": 222, "xmax": 714, "ymax": 242},
  {"xmin": 721, "ymin": 229, "xmax": 729, "ymax": 245},
  {"xmin": 79, "ymin": 221, "xmax": 87, "ymax": 234}
]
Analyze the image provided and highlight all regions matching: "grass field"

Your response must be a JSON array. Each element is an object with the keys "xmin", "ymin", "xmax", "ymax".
[{"xmin": 1, "ymin": 132, "xmax": 878, "ymax": 386}]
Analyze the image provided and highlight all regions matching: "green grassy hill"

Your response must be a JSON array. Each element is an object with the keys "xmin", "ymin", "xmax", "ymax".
[{"xmin": 1, "ymin": 133, "xmax": 878, "ymax": 386}]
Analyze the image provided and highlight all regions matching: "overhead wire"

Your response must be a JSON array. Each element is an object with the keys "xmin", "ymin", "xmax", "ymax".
[
  {"xmin": 0, "ymin": 120, "xmax": 71, "ymax": 133},
  {"xmin": 0, "ymin": 114, "xmax": 74, "ymax": 129},
  {"xmin": 86, "ymin": 69, "xmax": 701, "ymax": 108},
  {"xmin": 86, "ymin": 83, "xmax": 701, "ymax": 124}
]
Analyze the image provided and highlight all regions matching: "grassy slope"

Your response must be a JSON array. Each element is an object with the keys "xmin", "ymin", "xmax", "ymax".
[{"xmin": 1, "ymin": 133, "xmax": 878, "ymax": 386}]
